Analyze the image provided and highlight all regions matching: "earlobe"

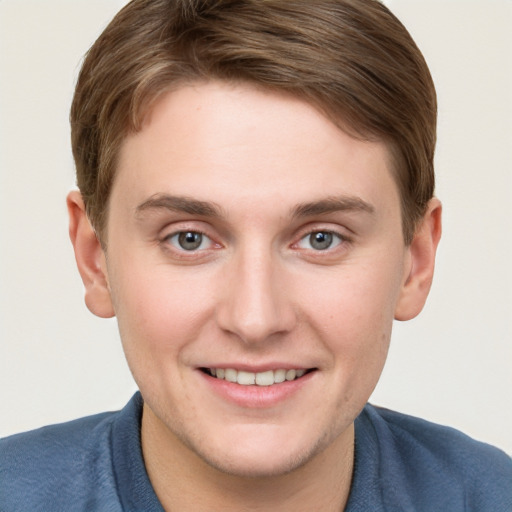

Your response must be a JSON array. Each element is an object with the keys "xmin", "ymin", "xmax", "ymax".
[
  {"xmin": 394, "ymin": 198, "xmax": 442, "ymax": 321},
  {"xmin": 67, "ymin": 190, "xmax": 115, "ymax": 318}
]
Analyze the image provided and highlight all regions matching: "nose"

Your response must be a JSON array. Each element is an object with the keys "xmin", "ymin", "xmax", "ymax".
[{"xmin": 215, "ymin": 246, "xmax": 296, "ymax": 345}]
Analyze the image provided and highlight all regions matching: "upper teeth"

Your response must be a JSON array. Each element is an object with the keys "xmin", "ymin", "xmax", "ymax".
[{"xmin": 209, "ymin": 368, "xmax": 306, "ymax": 386}]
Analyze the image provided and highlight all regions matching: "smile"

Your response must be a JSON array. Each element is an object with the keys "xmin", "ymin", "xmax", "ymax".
[{"xmin": 202, "ymin": 368, "xmax": 313, "ymax": 386}]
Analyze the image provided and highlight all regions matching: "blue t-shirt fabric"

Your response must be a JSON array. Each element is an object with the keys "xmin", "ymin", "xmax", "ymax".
[{"xmin": 1, "ymin": 392, "xmax": 511, "ymax": 511}]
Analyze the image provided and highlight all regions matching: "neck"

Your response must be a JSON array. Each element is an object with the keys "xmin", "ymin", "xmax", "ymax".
[{"xmin": 141, "ymin": 404, "xmax": 355, "ymax": 512}]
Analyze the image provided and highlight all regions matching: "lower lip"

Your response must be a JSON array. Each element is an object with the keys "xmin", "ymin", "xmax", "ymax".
[{"xmin": 198, "ymin": 370, "xmax": 315, "ymax": 409}]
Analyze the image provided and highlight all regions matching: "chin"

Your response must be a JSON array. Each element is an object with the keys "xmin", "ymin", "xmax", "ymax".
[
  {"xmin": 188, "ymin": 426, "xmax": 333, "ymax": 479},
  {"xmin": 199, "ymin": 447, "xmax": 312, "ymax": 479}
]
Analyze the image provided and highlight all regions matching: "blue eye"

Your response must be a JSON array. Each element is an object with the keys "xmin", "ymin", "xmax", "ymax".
[
  {"xmin": 298, "ymin": 231, "xmax": 343, "ymax": 251},
  {"xmin": 167, "ymin": 231, "xmax": 211, "ymax": 251}
]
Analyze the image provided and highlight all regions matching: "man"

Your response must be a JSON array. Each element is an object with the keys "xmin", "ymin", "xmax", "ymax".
[{"xmin": 1, "ymin": 0, "xmax": 511, "ymax": 510}]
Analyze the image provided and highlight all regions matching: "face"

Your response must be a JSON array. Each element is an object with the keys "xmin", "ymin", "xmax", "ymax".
[{"xmin": 98, "ymin": 81, "xmax": 415, "ymax": 477}]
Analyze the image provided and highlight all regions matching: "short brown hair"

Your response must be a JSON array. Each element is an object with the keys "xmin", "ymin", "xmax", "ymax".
[{"xmin": 71, "ymin": 0, "xmax": 436, "ymax": 244}]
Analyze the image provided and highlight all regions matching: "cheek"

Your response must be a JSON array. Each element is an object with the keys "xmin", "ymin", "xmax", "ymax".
[
  {"xmin": 297, "ymin": 256, "xmax": 404, "ymax": 372},
  {"xmin": 108, "ymin": 260, "xmax": 214, "ymax": 361},
  {"xmin": 303, "ymin": 261, "xmax": 401, "ymax": 329}
]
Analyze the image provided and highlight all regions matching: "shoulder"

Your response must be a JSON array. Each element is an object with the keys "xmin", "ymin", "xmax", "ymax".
[
  {"xmin": 0, "ymin": 410, "xmax": 121, "ymax": 511},
  {"xmin": 367, "ymin": 405, "xmax": 512, "ymax": 475},
  {"xmin": 357, "ymin": 404, "xmax": 512, "ymax": 511}
]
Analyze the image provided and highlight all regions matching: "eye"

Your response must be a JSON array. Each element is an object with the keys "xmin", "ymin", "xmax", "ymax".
[
  {"xmin": 297, "ymin": 231, "xmax": 343, "ymax": 251},
  {"xmin": 166, "ymin": 231, "xmax": 212, "ymax": 251}
]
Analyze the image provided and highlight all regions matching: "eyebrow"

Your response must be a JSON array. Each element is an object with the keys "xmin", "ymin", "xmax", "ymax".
[
  {"xmin": 135, "ymin": 194, "xmax": 224, "ymax": 218},
  {"xmin": 135, "ymin": 193, "xmax": 375, "ymax": 220},
  {"xmin": 291, "ymin": 196, "xmax": 375, "ymax": 218}
]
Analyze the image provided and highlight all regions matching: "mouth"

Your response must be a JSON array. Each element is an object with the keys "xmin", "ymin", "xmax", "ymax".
[{"xmin": 200, "ymin": 367, "xmax": 316, "ymax": 386}]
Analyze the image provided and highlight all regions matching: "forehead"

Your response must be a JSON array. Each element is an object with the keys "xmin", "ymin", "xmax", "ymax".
[{"xmin": 112, "ymin": 81, "xmax": 400, "ymax": 221}]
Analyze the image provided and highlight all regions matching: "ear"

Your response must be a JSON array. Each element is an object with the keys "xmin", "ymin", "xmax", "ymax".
[
  {"xmin": 394, "ymin": 198, "xmax": 442, "ymax": 321},
  {"xmin": 67, "ymin": 190, "xmax": 115, "ymax": 318}
]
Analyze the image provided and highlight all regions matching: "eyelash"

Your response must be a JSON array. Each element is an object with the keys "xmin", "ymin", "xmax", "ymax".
[
  {"xmin": 161, "ymin": 230, "xmax": 216, "ymax": 253},
  {"xmin": 160, "ymin": 228, "xmax": 349, "ymax": 256}
]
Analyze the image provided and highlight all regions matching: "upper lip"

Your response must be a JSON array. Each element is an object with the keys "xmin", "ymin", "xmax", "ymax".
[{"xmin": 199, "ymin": 364, "xmax": 315, "ymax": 372}]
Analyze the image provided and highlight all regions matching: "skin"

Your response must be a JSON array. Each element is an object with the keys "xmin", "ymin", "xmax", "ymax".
[{"xmin": 68, "ymin": 81, "xmax": 441, "ymax": 511}]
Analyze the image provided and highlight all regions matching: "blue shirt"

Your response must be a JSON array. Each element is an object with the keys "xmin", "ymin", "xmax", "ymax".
[{"xmin": 1, "ymin": 393, "xmax": 511, "ymax": 511}]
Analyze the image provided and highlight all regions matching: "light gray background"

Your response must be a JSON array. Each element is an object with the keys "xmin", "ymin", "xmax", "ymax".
[{"xmin": 1, "ymin": 0, "xmax": 511, "ymax": 453}]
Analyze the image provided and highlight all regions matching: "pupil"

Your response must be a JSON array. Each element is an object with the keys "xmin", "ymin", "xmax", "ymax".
[
  {"xmin": 310, "ymin": 232, "xmax": 332, "ymax": 250},
  {"xmin": 178, "ymin": 232, "xmax": 202, "ymax": 250}
]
